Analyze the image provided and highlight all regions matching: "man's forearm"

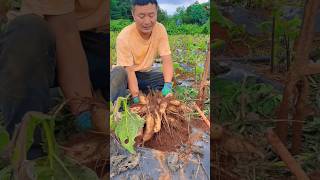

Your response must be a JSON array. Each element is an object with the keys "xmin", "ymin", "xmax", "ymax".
[
  {"xmin": 162, "ymin": 55, "xmax": 174, "ymax": 82},
  {"xmin": 126, "ymin": 68, "xmax": 139, "ymax": 97},
  {"xmin": 46, "ymin": 13, "xmax": 92, "ymax": 115}
]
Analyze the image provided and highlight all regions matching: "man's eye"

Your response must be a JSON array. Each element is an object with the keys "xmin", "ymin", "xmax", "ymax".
[
  {"xmin": 149, "ymin": 14, "xmax": 154, "ymax": 18},
  {"xmin": 139, "ymin": 15, "xmax": 145, "ymax": 18}
]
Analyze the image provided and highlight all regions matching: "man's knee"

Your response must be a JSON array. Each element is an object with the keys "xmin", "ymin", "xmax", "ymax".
[
  {"xmin": 3, "ymin": 14, "xmax": 55, "ymax": 59},
  {"xmin": 110, "ymin": 67, "xmax": 128, "ymax": 101},
  {"xmin": 111, "ymin": 66, "xmax": 128, "ymax": 85},
  {"xmin": 0, "ymin": 14, "xmax": 56, "ymax": 82}
]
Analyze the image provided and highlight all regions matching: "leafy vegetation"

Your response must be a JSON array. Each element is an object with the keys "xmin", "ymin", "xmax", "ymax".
[
  {"xmin": 111, "ymin": 19, "xmax": 209, "ymax": 35},
  {"xmin": 213, "ymin": 78, "xmax": 282, "ymax": 134},
  {"xmin": 0, "ymin": 113, "xmax": 99, "ymax": 179},
  {"xmin": 110, "ymin": 97, "xmax": 145, "ymax": 154},
  {"xmin": 111, "ymin": 0, "xmax": 209, "ymax": 26},
  {"xmin": 215, "ymin": 0, "xmax": 290, "ymax": 9},
  {"xmin": 259, "ymin": 10, "xmax": 302, "ymax": 72}
]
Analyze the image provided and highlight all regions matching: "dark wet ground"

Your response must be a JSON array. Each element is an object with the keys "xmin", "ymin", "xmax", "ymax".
[{"xmin": 110, "ymin": 127, "xmax": 210, "ymax": 180}]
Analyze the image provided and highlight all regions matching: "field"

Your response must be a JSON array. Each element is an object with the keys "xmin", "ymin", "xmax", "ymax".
[
  {"xmin": 111, "ymin": 31, "xmax": 209, "ymax": 80},
  {"xmin": 0, "ymin": 14, "xmax": 210, "ymax": 179},
  {"xmin": 213, "ymin": 1, "xmax": 320, "ymax": 179},
  {"xmin": 109, "ymin": 20, "xmax": 210, "ymax": 179}
]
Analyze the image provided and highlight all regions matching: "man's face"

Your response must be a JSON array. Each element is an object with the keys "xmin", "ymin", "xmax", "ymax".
[{"xmin": 132, "ymin": 3, "xmax": 157, "ymax": 35}]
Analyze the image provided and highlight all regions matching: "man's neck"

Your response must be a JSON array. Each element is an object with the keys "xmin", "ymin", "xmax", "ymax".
[{"xmin": 137, "ymin": 28, "xmax": 151, "ymax": 40}]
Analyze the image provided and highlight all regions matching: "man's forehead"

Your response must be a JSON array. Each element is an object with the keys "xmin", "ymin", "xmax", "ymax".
[{"xmin": 133, "ymin": 3, "xmax": 157, "ymax": 13}]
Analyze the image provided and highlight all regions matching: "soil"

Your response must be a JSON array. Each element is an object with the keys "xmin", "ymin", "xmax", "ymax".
[
  {"xmin": 213, "ymin": 23, "xmax": 229, "ymax": 41},
  {"xmin": 132, "ymin": 93, "xmax": 195, "ymax": 152},
  {"xmin": 62, "ymin": 132, "xmax": 108, "ymax": 178},
  {"xmin": 189, "ymin": 118, "xmax": 210, "ymax": 132},
  {"xmin": 227, "ymin": 40, "xmax": 250, "ymax": 57},
  {"xmin": 135, "ymin": 114, "xmax": 190, "ymax": 152},
  {"xmin": 252, "ymin": 63, "xmax": 287, "ymax": 84},
  {"xmin": 212, "ymin": 141, "xmax": 239, "ymax": 180},
  {"xmin": 309, "ymin": 171, "xmax": 320, "ymax": 180}
]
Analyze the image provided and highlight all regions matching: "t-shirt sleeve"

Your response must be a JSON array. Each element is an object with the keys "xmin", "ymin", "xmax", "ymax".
[
  {"xmin": 116, "ymin": 37, "xmax": 134, "ymax": 67},
  {"xmin": 20, "ymin": 0, "xmax": 75, "ymax": 16},
  {"xmin": 158, "ymin": 24, "xmax": 171, "ymax": 56}
]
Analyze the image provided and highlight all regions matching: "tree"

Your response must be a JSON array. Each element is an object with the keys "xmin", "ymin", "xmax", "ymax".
[
  {"xmin": 183, "ymin": 2, "xmax": 209, "ymax": 25},
  {"xmin": 275, "ymin": 0, "xmax": 320, "ymax": 154},
  {"xmin": 111, "ymin": 0, "xmax": 132, "ymax": 20},
  {"xmin": 157, "ymin": 8, "xmax": 168, "ymax": 23},
  {"xmin": 173, "ymin": 2, "xmax": 209, "ymax": 25}
]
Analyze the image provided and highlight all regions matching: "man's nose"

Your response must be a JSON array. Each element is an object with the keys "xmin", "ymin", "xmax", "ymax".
[{"xmin": 143, "ymin": 16, "xmax": 152, "ymax": 24}]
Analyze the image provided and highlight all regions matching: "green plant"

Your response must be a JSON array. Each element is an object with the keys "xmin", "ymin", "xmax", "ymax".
[
  {"xmin": 259, "ymin": 10, "xmax": 302, "ymax": 72},
  {"xmin": 212, "ymin": 1, "xmax": 234, "ymax": 29},
  {"xmin": 110, "ymin": 97, "xmax": 145, "ymax": 154},
  {"xmin": 213, "ymin": 78, "xmax": 282, "ymax": 121},
  {"xmin": 0, "ymin": 113, "xmax": 99, "ymax": 180},
  {"xmin": 175, "ymin": 86, "xmax": 198, "ymax": 102}
]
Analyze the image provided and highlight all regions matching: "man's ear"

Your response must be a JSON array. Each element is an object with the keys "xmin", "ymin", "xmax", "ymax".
[{"xmin": 131, "ymin": 9, "xmax": 135, "ymax": 21}]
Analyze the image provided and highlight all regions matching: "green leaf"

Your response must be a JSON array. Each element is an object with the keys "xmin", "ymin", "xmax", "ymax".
[
  {"xmin": 34, "ymin": 157, "xmax": 99, "ymax": 180},
  {"xmin": 115, "ymin": 111, "xmax": 144, "ymax": 154},
  {"xmin": 11, "ymin": 113, "xmax": 54, "ymax": 166},
  {"xmin": 0, "ymin": 166, "xmax": 12, "ymax": 180},
  {"xmin": 212, "ymin": 39, "xmax": 226, "ymax": 50},
  {"xmin": 114, "ymin": 98, "xmax": 145, "ymax": 153},
  {"xmin": 0, "ymin": 127, "xmax": 9, "ymax": 153},
  {"xmin": 173, "ymin": 62, "xmax": 183, "ymax": 72}
]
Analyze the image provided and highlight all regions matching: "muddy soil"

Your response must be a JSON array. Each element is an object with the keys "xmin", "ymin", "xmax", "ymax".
[
  {"xmin": 105, "ymin": 92, "xmax": 210, "ymax": 179},
  {"xmin": 111, "ymin": 126, "xmax": 210, "ymax": 180}
]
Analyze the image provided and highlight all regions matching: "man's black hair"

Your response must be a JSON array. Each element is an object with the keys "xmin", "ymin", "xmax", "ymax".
[{"xmin": 132, "ymin": 0, "xmax": 158, "ymax": 8}]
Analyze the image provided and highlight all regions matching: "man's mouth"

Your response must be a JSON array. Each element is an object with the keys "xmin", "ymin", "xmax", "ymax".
[{"xmin": 143, "ymin": 26, "xmax": 151, "ymax": 30}]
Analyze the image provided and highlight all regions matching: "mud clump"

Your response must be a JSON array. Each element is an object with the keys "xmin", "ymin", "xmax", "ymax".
[{"xmin": 132, "ymin": 92, "xmax": 192, "ymax": 152}]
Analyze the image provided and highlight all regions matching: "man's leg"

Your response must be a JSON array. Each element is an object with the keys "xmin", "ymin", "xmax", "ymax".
[
  {"xmin": 80, "ymin": 31, "xmax": 109, "ymax": 99},
  {"xmin": 80, "ymin": 32, "xmax": 127, "ymax": 102},
  {"xmin": 0, "ymin": 14, "xmax": 56, "ymax": 158},
  {"xmin": 136, "ymin": 68, "xmax": 164, "ymax": 94},
  {"xmin": 110, "ymin": 67, "xmax": 128, "ymax": 102}
]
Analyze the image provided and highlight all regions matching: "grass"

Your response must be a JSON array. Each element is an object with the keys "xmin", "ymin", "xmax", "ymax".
[{"xmin": 111, "ymin": 31, "xmax": 209, "ymax": 80}]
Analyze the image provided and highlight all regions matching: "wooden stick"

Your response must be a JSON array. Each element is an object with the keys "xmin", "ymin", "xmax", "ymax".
[
  {"xmin": 266, "ymin": 128, "xmax": 310, "ymax": 180},
  {"xmin": 193, "ymin": 103, "xmax": 210, "ymax": 128},
  {"xmin": 196, "ymin": 43, "xmax": 210, "ymax": 109}
]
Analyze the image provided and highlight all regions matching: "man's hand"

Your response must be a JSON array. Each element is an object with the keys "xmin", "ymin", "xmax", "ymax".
[
  {"xmin": 75, "ymin": 111, "xmax": 93, "ymax": 131},
  {"xmin": 162, "ymin": 82, "xmax": 173, "ymax": 97},
  {"xmin": 133, "ymin": 96, "xmax": 140, "ymax": 104},
  {"xmin": 161, "ymin": 55, "xmax": 174, "ymax": 97}
]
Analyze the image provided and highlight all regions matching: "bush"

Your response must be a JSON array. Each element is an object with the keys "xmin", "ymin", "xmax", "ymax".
[
  {"xmin": 110, "ymin": 19, "xmax": 209, "ymax": 35},
  {"xmin": 110, "ymin": 19, "xmax": 132, "ymax": 32}
]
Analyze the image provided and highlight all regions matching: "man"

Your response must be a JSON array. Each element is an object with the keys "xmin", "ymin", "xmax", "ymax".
[
  {"xmin": 0, "ymin": 0, "xmax": 108, "ymax": 158},
  {"xmin": 111, "ymin": 0, "xmax": 174, "ymax": 103}
]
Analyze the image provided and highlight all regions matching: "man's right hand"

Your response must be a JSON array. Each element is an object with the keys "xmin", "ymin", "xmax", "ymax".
[
  {"xmin": 133, "ymin": 96, "xmax": 140, "ymax": 104},
  {"xmin": 162, "ymin": 82, "xmax": 173, "ymax": 97},
  {"xmin": 75, "ymin": 111, "xmax": 93, "ymax": 131}
]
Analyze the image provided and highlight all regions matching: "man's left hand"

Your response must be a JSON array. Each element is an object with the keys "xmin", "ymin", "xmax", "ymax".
[{"xmin": 162, "ymin": 82, "xmax": 173, "ymax": 97}]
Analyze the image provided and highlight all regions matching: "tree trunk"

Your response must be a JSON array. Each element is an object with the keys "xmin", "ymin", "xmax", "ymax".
[{"xmin": 275, "ymin": 0, "xmax": 320, "ymax": 149}]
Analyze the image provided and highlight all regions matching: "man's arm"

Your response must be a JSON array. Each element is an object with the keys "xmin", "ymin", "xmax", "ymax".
[
  {"xmin": 126, "ymin": 66, "xmax": 139, "ymax": 98},
  {"xmin": 161, "ymin": 55, "xmax": 174, "ymax": 82},
  {"xmin": 46, "ymin": 13, "xmax": 92, "ymax": 115}
]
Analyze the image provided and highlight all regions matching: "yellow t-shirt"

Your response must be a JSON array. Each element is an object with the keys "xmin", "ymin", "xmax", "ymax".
[
  {"xmin": 7, "ymin": 0, "xmax": 108, "ymax": 32},
  {"xmin": 116, "ymin": 22, "xmax": 171, "ymax": 72}
]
